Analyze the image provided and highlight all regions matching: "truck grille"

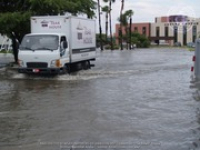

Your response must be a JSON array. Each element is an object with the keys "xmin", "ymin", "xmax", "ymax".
[{"xmin": 27, "ymin": 62, "xmax": 48, "ymax": 68}]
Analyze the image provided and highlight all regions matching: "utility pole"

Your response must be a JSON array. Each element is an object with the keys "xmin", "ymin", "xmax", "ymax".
[{"xmin": 97, "ymin": 0, "xmax": 103, "ymax": 51}]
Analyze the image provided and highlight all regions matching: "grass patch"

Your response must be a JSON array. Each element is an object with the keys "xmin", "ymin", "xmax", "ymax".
[
  {"xmin": 188, "ymin": 47, "xmax": 195, "ymax": 51},
  {"xmin": 0, "ymin": 50, "xmax": 12, "ymax": 54},
  {"xmin": 150, "ymin": 45, "xmax": 196, "ymax": 51}
]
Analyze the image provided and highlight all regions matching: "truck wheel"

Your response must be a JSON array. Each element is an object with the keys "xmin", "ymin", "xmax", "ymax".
[
  {"xmin": 86, "ymin": 61, "xmax": 91, "ymax": 69},
  {"xmin": 82, "ymin": 61, "xmax": 90, "ymax": 70},
  {"xmin": 58, "ymin": 65, "xmax": 67, "ymax": 74},
  {"xmin": 65, "ymin": 64, "xmax": 71, "ymax": 74}
]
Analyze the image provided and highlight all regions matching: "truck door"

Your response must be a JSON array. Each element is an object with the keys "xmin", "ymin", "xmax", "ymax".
[{"xmin": 60, "ymin": 36, "xmax": 68, "ymax": 57}]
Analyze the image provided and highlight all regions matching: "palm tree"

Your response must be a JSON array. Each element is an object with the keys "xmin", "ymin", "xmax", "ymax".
[
  {"xmin": 103, "ymin": 0, "xmax": 115, "ymax": 50},
  {"xmin": 125, "ymin": 10, "xmax": 134, "ymax": 49},
  {"xmin": 97, "ymin": 0, "xmax": 103, "ymax": 50},
  {"xmin": 119, "ymin": 0, "xmax": 124, "ymax": 50},
  {"xmin": 118, "ymin": 9, "xmax": 134, "ymax": 49},
  {"xmin": 101, "ymin": 5, "xmax": 109, "ymax": 43},
  {"xmin": 118, "ymin": 13, "xmax": 128, "ymax": 49},
  {"xmin": 109, "ymin": 0, "xmax": 115, "ymax": 50}
]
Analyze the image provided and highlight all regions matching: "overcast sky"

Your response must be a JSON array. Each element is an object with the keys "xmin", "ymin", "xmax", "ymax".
[{"xmin": 94, "ymin": 0, "xmax": 200, "ymax": 33}]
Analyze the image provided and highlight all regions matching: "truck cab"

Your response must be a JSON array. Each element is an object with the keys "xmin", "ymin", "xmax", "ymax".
[{"xmin": 18, "ymin": 33, "xmax": 69, "ymax": 74}]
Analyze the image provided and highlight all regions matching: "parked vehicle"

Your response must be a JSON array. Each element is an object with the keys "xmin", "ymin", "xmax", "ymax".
[
  {"xmin": 174, "ymin": 42, "xmax": 181, "ymax": 47},
  {"xmin": 18, "ymin": 16, "xmax": 96, "ymax": 74},
  {"xmin": 0, "ymin": 38, "xmax": 12, "ymax": 52},
  {"xmin": 187, "ymin": 42, "xmax": 195, "ymax": 48}
]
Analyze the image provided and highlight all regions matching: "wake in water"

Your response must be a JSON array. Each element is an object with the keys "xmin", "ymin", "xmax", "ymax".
[
  {"xmin": 9, "ymin": 69, "xmax": 133, "ymax": 81},
  {"xmin": 1, "ymin": 62, "xmax": 191, "ymax": 81}
]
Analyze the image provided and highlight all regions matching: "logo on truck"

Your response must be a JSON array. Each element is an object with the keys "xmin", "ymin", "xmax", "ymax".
[
  {"xmin": 76, "ymin": 22, "xmax": 93, "ymax": 44},
  {"xmin": 41, "ymin": 20, "xmax": 49, "ymax": 27},
  {"xmin": 41, "ymin": 20, "xmax": 61, "ymax": 29}
]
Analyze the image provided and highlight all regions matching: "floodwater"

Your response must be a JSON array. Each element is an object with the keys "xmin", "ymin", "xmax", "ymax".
[{"xmin": 0, "ymin": 48, "xmax": 200, "ymax": 150}]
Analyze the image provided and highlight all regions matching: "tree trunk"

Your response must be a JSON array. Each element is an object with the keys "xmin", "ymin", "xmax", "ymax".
[
  {"xmin": 120, "ymin": 0, "xmax": 124, "ymax": 50},
  {"xmin": 11, "ymin": 32, "xmax": 19, "ymax": 64},
  {"xmin": 105, "ymin": 13, "xmax": 108, "ymax": 43},
  {"xmin": 129, "ymin": 17, "xmax": 132, "ymax": 50},
  {"xmin": 109, "ymin": 0, "xmax": 113, "ymax": 50},
  {"xmin": 125, "ymin": 26, "xmax": 128, "ymax": 49}
]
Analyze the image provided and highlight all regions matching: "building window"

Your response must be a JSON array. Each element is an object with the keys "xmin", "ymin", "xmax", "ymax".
[
  {"xmin": 165, "ymin": 26, "xmax": 169, "ymax": 37},
  {"xmin": 183, "ymin": 26, "xmax": 187, "ymax": 45},
  {"xmin": 134, "ymin": 27, "xmax": 138, "ymax": 32},
  {"xmin": 142, "ymin": 27, "xmax": 146, "ymax": 35},
  {"xmin": 193, "ymin": 26, "xmax": 197, "ymax": 43},
  {"xmin": 156, "ymin": 27, "xmax": 160, "ymax": 37},
  {"xmin": 174, "ymin": 26, "xmax": 178, "ymax": 43}
]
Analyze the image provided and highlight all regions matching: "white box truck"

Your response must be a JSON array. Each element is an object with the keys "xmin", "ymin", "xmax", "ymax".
[{"xmin": 18, "ymin": 16, "xmax": 96, "ymax": 74}]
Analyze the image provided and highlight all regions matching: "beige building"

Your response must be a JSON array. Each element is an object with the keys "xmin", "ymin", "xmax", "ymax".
[
  {"xmin": 151, "ymin": 15, "xmax": 200, "ymax": 46},
  {"xmin": 115, "ymin": 15, "xmax": 200, "ymax": 46}
]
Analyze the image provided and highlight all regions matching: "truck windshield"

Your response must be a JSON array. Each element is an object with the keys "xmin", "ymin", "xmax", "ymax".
[{"xmin": 20, "ymin": 35, "xmax": 59, "ymax": 51}]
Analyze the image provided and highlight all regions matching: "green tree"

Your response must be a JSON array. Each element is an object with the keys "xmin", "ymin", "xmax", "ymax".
[
  {"xmin": 131, "ymin": 32, "xmax": 150, "ymax": 48},
  {"xmin": 101, "ymin": 5, "xmax": 109, "ymax": 43},
  {"xmin": 118, "ymin": 9, "xmax": 134, "ymax": 49},
  {"xmin": 0, "ymin": 0, "xmax": 96, "ymax": 63},
  {"xmin": 96, "ymin": 33, "xmax": 107, "ymax": 47},
  {"xmin": 103, "ymin": 0, "xmax": 115, "ymax": 50},
  {"xmin": 125, "ymin": 10, "xmax": 134, "ymax": 49},
  {"xmin": 108, "ymin": 0, "xmax": 116, "ymax": 50},
  {"xmin": 119, "ymin": 0, "xmax": 124, "ymax": 50},
  {"xmin": 97, "ymin": 0, "xmax": 103, "ymax": 51}
]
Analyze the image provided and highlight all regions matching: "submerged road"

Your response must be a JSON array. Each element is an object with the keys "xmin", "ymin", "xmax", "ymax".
[
  {"xmin": 0, "ymin": 53, "xmax": 13, "ymax": 67},
  {"xmin": 0, "ymin": 48, "xmax": 200, "ymax": 150}
]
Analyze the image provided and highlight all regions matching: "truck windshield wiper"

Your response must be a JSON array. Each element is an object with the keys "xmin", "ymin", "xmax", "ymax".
[
  {"xmin": 35, "ymin": 47, "xmax": 53, "ymax": 51},
  {"xmin": 19, "ymin": 47, "xmax": 33, "ymax": 50}
]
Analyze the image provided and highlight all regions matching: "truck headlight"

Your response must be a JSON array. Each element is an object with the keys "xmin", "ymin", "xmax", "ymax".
[
  {"xmin": 18, "ymin": 59, "xmax": 24, "ymax": 67},
  {"xmin": 51, "ymin": 59, "xmax": 62, "ymax": 68}
]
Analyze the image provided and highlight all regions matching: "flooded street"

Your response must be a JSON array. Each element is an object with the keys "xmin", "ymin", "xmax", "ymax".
[{"xmin": 1, "ymin": 48, "xmax": 200, "ymax": 150}]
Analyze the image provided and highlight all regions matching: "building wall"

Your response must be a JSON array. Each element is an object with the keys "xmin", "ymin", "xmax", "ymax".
[
  {"xmin": 187, "ymin": 26, "xmax": 193, "ymax": 43},
  {"xmin": 151, "ymin": 22, "xmax": 166, "ymax": 37},
  {"xmin": 115, "ymin": 23, "xmax": 150, "ymax": 45},
  {"xmin": 161, "ymin": 17, "xmax": 169, "ymax": 23}
]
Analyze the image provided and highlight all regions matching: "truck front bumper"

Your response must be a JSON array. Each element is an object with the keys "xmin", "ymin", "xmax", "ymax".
[{"xmin": 18, "ymin": 68, "xmax": 60, "ymax": 74}]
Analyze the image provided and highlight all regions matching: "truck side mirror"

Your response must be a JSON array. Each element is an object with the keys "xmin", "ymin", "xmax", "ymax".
[{"xmin": 61, "ymin": 41, "xmax": 68, "ymax": 49}]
